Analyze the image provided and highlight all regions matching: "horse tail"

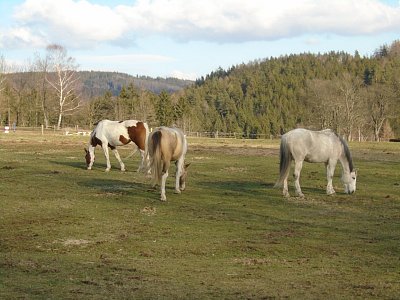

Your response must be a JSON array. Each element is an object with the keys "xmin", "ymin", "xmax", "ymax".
[
  {"xmin": 274, "ymin": 135, "xmax": 291, "ymax": 188},
  {"xmin": 149, "ymin": 130, "xmax": 163, "ymax": 185},
  {"xmin": 143, "ymin": 122, "xmax": 150, "ymax": 169}
]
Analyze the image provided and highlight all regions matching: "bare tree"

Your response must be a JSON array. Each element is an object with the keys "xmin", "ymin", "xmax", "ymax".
[
  {"xmin": 33, "ymin": 52, "xmax": 52, "ymax": 128},
  {"xmin": 137, "ymin": 89, "xmax": 155, "ymax": 122},
  {"xmin": 364, "ymin": 84, "xmax": 396, "ymax": 141},
  {"xmin": 306, "ymin": 74, "xmax": 364, "ymax": 141},
  {"xmin": 8, "ymin": 65, "xmax": 30, "ymax": 126},
  {"xmin": 0, "ymin": 55, "xmax": 8, "ymax": 125},
  {"xmin": 334, "ymin": 73, "xmax": 363, "ymax": 141},
  {"xmin": 46, "ymin": 44, "xmax": 81, "ymax": 129},
  {"xmin": 0, "ymin": 55, "xmax": 7, "ymax": 93},
  {"xmin": 305, "ymin": 79, "xmax": 340, "ymax": 130}
]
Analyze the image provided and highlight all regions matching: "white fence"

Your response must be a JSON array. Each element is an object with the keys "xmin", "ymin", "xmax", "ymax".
[{"xmin": 185, "ymin": 131, "xmax": 275, "ymax": 139}]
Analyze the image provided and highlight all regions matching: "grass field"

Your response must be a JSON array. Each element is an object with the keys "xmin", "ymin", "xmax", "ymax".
[{"xmin": 1, "ymin": 131, "xmax": 399, "ymax": 299}]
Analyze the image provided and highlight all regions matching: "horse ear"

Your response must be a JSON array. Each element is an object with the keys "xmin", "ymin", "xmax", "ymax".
[
  {"xmin": 84, "ymin": 148, "xmax": 88, "ymax": 153},
  {"xmin": 184, "ymin": 162, "xmax": 191, "ymax": 169}
]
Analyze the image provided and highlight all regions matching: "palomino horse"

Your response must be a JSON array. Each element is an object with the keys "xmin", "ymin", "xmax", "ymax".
[
  {"xmin": 275, "ymin": 128, "xmax": 357, "ymax": 197},
  {"xmin": 147, "ymin": 126, "xmax": 189, "ymax": 201},
  {"xmin": 85, "ymin": 119, "xmax": 149, "ymax": 172}
]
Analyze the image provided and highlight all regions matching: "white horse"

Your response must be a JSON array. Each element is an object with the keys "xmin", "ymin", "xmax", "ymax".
[
  {"xmin": 275, "ymin": 128, "xmax": 357, "ymax": 197},
  {"xmin": 146, "ymin": 126, "xmax": 189, "ymax": 201},
  {"xmin": 85, "ymin": 119, "xmax": 149, "ymax": 172}
]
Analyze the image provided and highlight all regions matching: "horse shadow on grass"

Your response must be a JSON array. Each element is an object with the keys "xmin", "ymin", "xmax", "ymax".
[
  {"xmin": 199, "ymin": 179, "xmax": 327, "ymax": 199},
  {"xmin": 199, "ymin": 180, "xmax": 275, "ymax": 198},
  {"xmin": 50, "ymin": 160, "xmax": 139, "ymax": 173},
  {"xmin": 78, "ymin": 177, "xmax": 156, "ymax": 199},
  {"xmin": 50, "ymin": 160, "xmax": 87, "ymax": 170}
]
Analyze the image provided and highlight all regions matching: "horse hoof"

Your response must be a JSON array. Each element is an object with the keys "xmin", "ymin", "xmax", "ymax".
[
  {"xmin": 327, "ymin": 191, "xmax": 336, "ymax": 196},
  {"xmin": 160, "ymin": 197, "xmax": 167, "ymax": 201},
  {"xmin": 174, "ymin": 189, "xmax": 181, "ymax": 194},
  {"xmin": 105, "ymin": 169, "xmax": 110, "ymax": 172},
  {"xmin": 296, "ymin": 193, "xmax": 305, "ymax": 198}
]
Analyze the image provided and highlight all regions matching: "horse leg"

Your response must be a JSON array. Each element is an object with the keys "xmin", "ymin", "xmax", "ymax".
[
  {"xmin": 175, "ymin": 158, "xmax": 184, "ymax": 194},
  {"xmin": 160, "ymin": 169, "xmax": 168, "ymax": 201},
  {"xmin": 326, "ymin": 160, "xmax": 337, "ymax": 195},
  {"xmin": 137, "ymin": 148, "xmax": 145, "ymax": 172},
  {"xmin": 112, "ymin": 149, "xmax": 125, "ymax": 172},
  {"xmin": 283, "ymin": 171, "xmax": 290, "ymax": 197},
  {"xmin": 158, "ymin": 159, "xmax": 170, "ymax": 201},
  {"xmin": 294, "ymin": 160, "xmax": 304, "ymax": 197},
  {"xmin": 102, "ymin": 144, "xmax": 111, "ymax": 172},
  {"xmin": 87, "ymin": 148, "xmax": 95, "ymax": 170}
]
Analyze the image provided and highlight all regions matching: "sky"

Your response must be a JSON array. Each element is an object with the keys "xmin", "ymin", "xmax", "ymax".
[{"xmin": 0, "ymin": 0, "xmax": 400, "ymax": 80}]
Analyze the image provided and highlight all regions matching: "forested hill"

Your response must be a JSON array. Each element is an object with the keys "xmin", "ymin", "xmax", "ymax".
[
  {"xmin": 177, "ymin": 41, "xmax": 400, "ymax": 140},
  {"xmin": 79, "ymin": 71, "xmax": 193, "ymax": 97}
]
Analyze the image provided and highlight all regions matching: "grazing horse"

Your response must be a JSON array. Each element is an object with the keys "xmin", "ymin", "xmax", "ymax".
[
  {"xmin": 85, "ymin": 119, "xmax": 149, "ymax": 172},
  {"xmin": 275, "ymin": 128, "xmax": 357, "ymax": 197},
  {"xmin": 147, "ymin": 126, "xmax": 189, "ymax": 201}
]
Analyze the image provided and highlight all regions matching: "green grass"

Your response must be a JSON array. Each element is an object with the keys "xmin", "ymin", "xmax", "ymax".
[{"xmin": 1, "ymin": 131, "xmax": 399, "ymax": 299}]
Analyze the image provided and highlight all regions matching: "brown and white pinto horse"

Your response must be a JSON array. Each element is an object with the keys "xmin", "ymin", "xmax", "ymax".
[
  {"xmin": 147, "ymin": 126, "xmax": 189, "ymax": 201},
  {"xmin": 85, "ymin": 119, "xmax": 149, "ymax": 172}
]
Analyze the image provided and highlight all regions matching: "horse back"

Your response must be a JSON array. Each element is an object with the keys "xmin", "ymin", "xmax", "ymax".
[
  {"xmin": 152, "ymin": 127, "xmax": 186, "ymax": 162},
  {"xmin": 97, "ymin": 121, "xmax": 130, "ymax": 146},
  {"xmin": 285, "ymin": 128, "xmax": 341, "ymax": 162}
]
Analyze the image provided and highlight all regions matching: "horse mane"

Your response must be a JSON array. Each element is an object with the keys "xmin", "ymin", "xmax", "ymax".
[{"xmin": 338, "ymin": 135, "xmax": 354, "ymax": 172}]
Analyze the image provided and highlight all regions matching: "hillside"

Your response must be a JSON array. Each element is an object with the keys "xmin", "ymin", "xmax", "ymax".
[
  {"xmin": 177, "ymin": 42, "xmax": 400, "ymax": 139},
  {"xmin": 79, "ymin": 71, "xmax": 193, "ymax": 97}
]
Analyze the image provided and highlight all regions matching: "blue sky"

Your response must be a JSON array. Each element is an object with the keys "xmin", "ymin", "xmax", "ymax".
[{"xmin": 1, "ymin": 0, "xmax": 399, "ymax": 80}]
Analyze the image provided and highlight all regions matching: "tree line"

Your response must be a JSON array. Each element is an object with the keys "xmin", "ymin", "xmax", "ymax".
[
  {"xmin": 181, "ymin": 42, "xmax": 399, "ymax": 141},
  {"xmin": 1, "ymin": 41, "xmax": 399, "ymax": 141}
]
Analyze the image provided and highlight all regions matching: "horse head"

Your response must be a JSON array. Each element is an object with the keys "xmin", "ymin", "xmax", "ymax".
[
  {"xmin": 179, "ymin": 162, "xmax": 191, "ymax": 190},
  {"xmin": 342, "ymin": 169, "xmax": 357, "ymax": 194},
  {"xmin": 84, "ymin": 148, "xmax": 94, "ymax": 169}
]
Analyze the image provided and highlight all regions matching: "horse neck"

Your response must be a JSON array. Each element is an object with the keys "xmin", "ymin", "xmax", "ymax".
[
  {"xmin": 88, "ymin": 144, "xmax": 95, "ymax": 154},
  {"xmin": 339, "ymin": 149, "xmax": 352, "ymax": 175},
  {"xmin": 338, "ymin": 156, "xmax": 348, "ymax": 173}
]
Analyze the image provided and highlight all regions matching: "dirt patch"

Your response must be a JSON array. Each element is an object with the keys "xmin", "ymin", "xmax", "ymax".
[
  {"xmin": 141, "ymin": 207, "xmax": 156, "ymax": 216},
  {"xmin": 221, "ymin": 166, "xmax": 248, "ymax": 172},
  {"xmin": 235, "ymin": 257, "xmax": 310, "ymax": 266},
  {"xmin": 193, "ymin": 156, "xmax": 213, "ymax": 160},
  {"xmin": 235, "ymin": 258, "xmax": 275, "ymax": 266},
  {"xmin": 61, "ymin": 239, "xmax": 90, "ymax": 246}
]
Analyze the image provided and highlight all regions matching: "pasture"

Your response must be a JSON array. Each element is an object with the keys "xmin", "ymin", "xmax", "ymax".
[{"xmin": 0, "ymin": 131, "xmax": 399, "ymax": 299}]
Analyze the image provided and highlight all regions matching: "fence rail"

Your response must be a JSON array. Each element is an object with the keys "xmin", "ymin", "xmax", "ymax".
[
  {"xmin": 2, "ymin": 126, "xmax": 397, "ymax": 142},
  {"xmin": 185, "ymin": 131, "xmax": 275, "ymax": 139}
]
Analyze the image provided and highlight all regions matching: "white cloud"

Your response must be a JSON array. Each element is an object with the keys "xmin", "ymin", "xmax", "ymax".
[
  {"xmin": 116, "ymin": 0, "xmax": 400, "ymax": 41},
  {"xmin": 169, "ymin": 70, "xmax": 198, "ymax": 81},
  {"xmin": 79, "ymin": 53, "xmax": 174, "ymax": 63},
  {"xmin": 75, "ymin": 52, "xmax": 175, "ymax": 76},
  {"xmin": 2, "ymin": 0, "xmax": 400, "ymax": 48},
  {"xmin": 13, "ymin": 0, "xmax": 127, "ymax": 47},
  {"xmin": 0, "ymin": 27, "xmax": 47, "ymax": 48}
]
